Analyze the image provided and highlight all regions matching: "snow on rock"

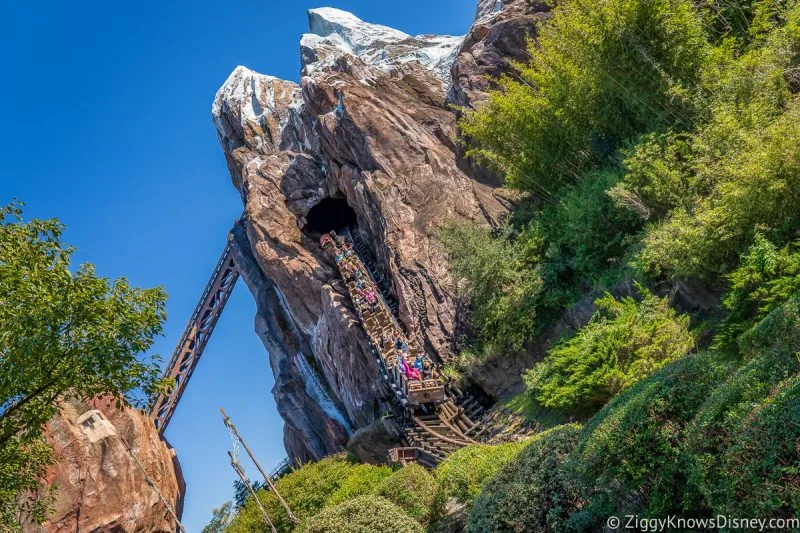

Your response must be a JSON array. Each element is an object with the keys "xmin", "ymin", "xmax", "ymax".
[
  {"xmin": 301, "ymin": 7, "xmax": 464, "ymax": 81},
  {"xmin": 212, "ymin": 65, "xmax": 304, "ymax": 156},
  {"xmin": 475, "ymin": 0, "xmax": 505, "ymax": 23}
]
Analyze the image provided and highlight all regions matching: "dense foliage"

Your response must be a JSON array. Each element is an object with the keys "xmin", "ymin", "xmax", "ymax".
[
  {"xmin": 460, "ymin": 0, "xmax": 707, "ymax": 193},
  {"xmin": 524, "ymin": 287, "xmax": 694, "ymax": 412},
  {"xmin": 635, "ymin": 96, "xmax": 800, "ymax": 280},
  {"xmin": 436, "ymin": 222, "xmax": 542, "ymax": 354},
  {"xmin": 326, "ymin": 463, "xmax": 392, "ymax": 506},
  {"xmin": 226, "ymin": 455, "xmax": 356, "ymax": 532},
  {"xmin": 434, "ymin": 440, "xmax": 529, "ymax": 506},
  {"xmin": 0, "ymin": 201, "xmax": 167, "ymax": 528},
  {"xmin": 444, "ymin": 0, "xmax": 800, "ymax": 347},
  {"xmin": 718, "ymin": 235, "xmax": 800, "ymax": 348},
  {"xmin": 467, "ymin": 425, "xmax": 582, "ymax": 533},
  {"xmin": 224, "ymin": 455, "xmax": 464, "ymax": 532},
  {"xmin": 373, "ymin": 464, "xmax": 437, "ymax": 526},
  {"xmin": 685, "ymin": 298, "xmax": 800, "ymax": 516},
  {"xmin": 566, "ymin": 352, "xmax": 729, "ymax": 526},
  {"xmin": 438, "ymin": 0, "xmax": 800, "ymax": 528},
  {"xmin": 299, "ymin": 496, "xmax": 422, "ymax": 533}
]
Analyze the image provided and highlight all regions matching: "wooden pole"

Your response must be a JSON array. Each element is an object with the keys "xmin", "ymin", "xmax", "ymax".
[
  {"xmin": 228, "ymin": 451, "xmax": 278, "ymax": 533},
  {"xmin": 221, "ymin": 408, "xmax": 299, "ymax": 524}
]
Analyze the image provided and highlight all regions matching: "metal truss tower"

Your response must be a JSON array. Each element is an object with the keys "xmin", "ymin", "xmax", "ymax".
[{"xmin": 149, "ymin": 245, "xmax": 239, "ymax": 434}]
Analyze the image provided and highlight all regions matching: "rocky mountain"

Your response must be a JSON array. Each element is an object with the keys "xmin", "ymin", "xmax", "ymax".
[
  {"xmin": 214, "ymin": 0, "xmax": 551, "ymax": 464},
  {"xmin": 22, "ymin": 398, "xmax": 184, "ymax": 533}
]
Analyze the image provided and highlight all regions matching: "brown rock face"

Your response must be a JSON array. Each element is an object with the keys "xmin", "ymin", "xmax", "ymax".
[
  {"xmin": 214, "ymin": 2, "xmax": 542, "ymax": 463},
  {"xmin": 450, "ymin": 0, "xmax": 552, "ymax": 109},
  {"xmin": 450, "ymin": 0, "xmax": 552, "ymax": 183},
  {"xmin": 23, "ymin": 398, "xmax": 184, "ymax": 533}
]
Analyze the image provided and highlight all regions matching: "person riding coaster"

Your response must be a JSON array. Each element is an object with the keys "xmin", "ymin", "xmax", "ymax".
[
  {"xmin": 326, "ymin": 230, "xmax": 444, "ymax": 395},
  {"xmin": 394, "ymin": 338, "xmax": 410, "ymax": 354}
]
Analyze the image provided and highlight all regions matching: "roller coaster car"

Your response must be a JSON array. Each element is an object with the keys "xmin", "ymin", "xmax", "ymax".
[
  {"xmin": 389, "ymin": 447, "xmax": 419, "ymax": 464},
  {"xmin": 407, "ymin": 379, "xmax": 446, "ymax": 405}
]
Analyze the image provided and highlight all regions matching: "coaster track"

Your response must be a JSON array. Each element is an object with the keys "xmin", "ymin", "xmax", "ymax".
[
  {"xmin": 322, "ymin": 230, "xmax": 484, "ymax": 465},
  {"xmin": 149, "ymin": 229, "xmax": 485, "ymax": 466},
  {"xmin": 148, "ymin": 245, "xmax": 239, "ymax": 434}
]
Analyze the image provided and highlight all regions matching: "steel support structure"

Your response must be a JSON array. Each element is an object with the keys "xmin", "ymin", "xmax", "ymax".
[{"xmin": 149, "ymin": 245, "xmax": 239, "ymax": 434}]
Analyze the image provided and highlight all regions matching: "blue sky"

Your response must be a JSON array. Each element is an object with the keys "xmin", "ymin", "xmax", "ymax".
[{"xmin": 0, "ymin": 1, "xmax": 475, "ymax": 530}]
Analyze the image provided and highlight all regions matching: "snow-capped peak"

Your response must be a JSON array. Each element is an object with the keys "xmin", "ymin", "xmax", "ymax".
[
  {"xmin": 301, "ymin": 7, "xmax": 464, "ymax": 81},
  {"xmin": 211, "ymin": 65, "xmax": 303, "ymax": 153},
  {"xmin": 308, "ymin": 7, "xmax": 411, "ymax": 49},
  {"xmin": 212, "ymin": 66, "xmax": 278, "ymax": 126}
]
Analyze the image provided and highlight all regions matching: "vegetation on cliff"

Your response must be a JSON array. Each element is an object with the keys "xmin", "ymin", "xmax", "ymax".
[
  {"xmin": 216, "ymin": 0, "xmax": 800, "ymax": 529},
  {"xmin": 0, "ymin": 201, "xmax": 168, "ymax": 528},
  {"xmin": 438, "ymin": 0, "xmax": 800, "ymax": 527},
  {"xmin": 524, "ymin": 287, "xmax": 694, "ymax": 413}
]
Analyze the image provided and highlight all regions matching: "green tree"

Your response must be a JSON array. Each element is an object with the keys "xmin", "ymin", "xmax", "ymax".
[
  {"xmin": 202, "ymin": 501, "xmax": 234, "ymax": 533},
  {"xmin": 437, "ymin": 221, "xmax": 543, "ymax": 355},
  {"xmin": 460, "ymin": 0, "xmax": 708, "ymax": 194},
  {"xmin": 0, "ymin": 201, "xmax": 167, "ymax": 526}
]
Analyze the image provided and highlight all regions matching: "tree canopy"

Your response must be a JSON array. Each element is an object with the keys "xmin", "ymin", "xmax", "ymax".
[{"xmin": 0, "ymin": 201, "xmax": 167, "ymax": 526}]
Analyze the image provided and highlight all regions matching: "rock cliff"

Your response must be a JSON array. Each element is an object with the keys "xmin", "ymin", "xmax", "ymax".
[
  {"xmin": 215, "ymin": 1, "xmax": 551, "ymax": 463},
  {"xmin": 23, "ymin": 398, "xmax": 184, "ymax": 533}
]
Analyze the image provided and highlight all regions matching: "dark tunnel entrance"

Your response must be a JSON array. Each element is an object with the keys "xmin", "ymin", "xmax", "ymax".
[{"xmin": 305, "ymin": 197, "xmax": 358, "ymax": 235}]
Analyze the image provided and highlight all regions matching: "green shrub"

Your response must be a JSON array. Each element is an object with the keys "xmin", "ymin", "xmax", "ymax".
[
  {"xmin": 638, "ymin": 98, "xmax": 800, "ymax": 280},
  {"xmin": 567, "ymin": 352, "xmax": 729, "ymax": 526},
  {"xmin": 437, "ymin": 221, "xmax": 543, "ymax": 354},
  {"xmin": 226, "ymin": 455, "xmax": 355, "ymax": 533},
  {"xmin": 467, "ymin": 425, "xmax": 583, "ymax": 533},
  {"xmin": 524, "ymin": 287, "xmax": 694, "ymax": 413},
  {"xmin": 695, "ymin": 0, "xmax": 760, "ymax": 43},
  {"xmin": 373, "ymin": 464, "xmax": 437, "ymax": 526},
  {"xmin": 686, "ymin": 298, "xmax": 800, "ymax": 515},
  {"xmin": 299, "ymin": 496, "xmax": 423, "ymax": 533},
  {"xmin": 712, "ymin": 378, "xmax": 800, "ymax": 516},
  {"xmin": 435, "ymin": 441, "xmax": 529, "ymax": 506},
  {"xmin": 718, "ymin": 236, "xmax": 800, "ymax": 349},
  {"xmin": 326, "ymin": 464, "xmax": 392, "ymax": 506},
  {"xmin": 537, "ymin": 167, "xmax": 642, "ymax": 299},
  {"xmin": 608, "ymin": 132, "xmax": 699, "ymax": 220}
]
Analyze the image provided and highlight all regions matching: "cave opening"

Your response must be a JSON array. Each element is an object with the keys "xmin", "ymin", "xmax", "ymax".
[{"xmin": 305, "ymin": 197, "xmax": 358, "ymax": 235}]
